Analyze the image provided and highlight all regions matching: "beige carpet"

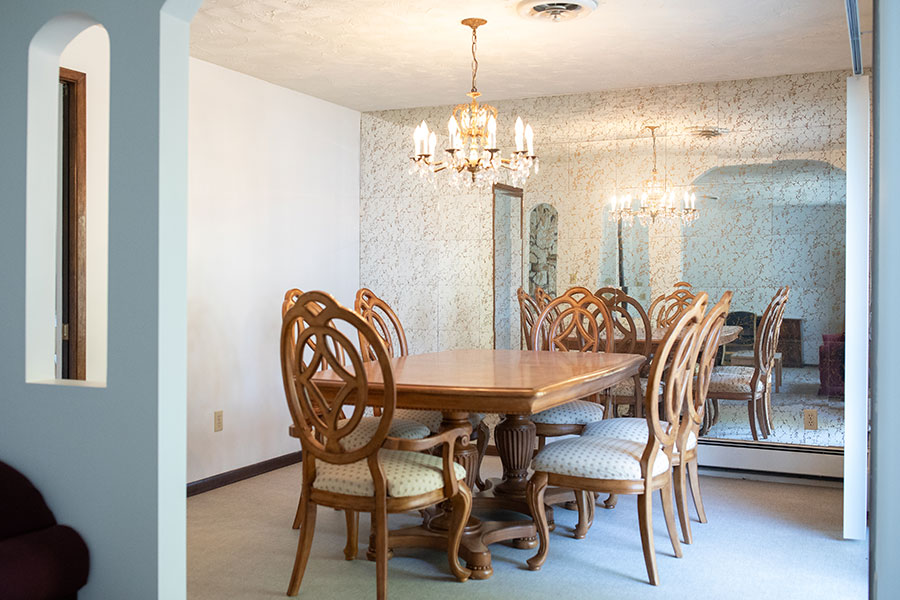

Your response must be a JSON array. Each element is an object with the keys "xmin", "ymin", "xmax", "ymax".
[{"xmin": 187, "ymin": 457, "xmax": 867, "ymax": 599}]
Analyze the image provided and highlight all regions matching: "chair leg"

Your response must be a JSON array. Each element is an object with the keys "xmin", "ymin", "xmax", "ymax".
[
  {"xmin": 755, "ymin": 391, "xmax": 770, "ymax": 439},
  {"xmin": 291, "ymin": 493, "xmax": 303, "ymax": 530},
  {"xmin": 474, "ymin": 420, "xmax": 491, "ymax": 492},
  {"xmin": 673, "ymin": 464, "xmax": 692, "ymax": 545},
  {"xmin": 574, "ymin": 490, "xmax": 593, "ymax": 539},
  {"xmin": 343, "ymin": 510, "xmax": 359, "ymax": 560},
  {"xmin": 374, "ymin": 501, "xmax": 389, "ymax": 600},
  {"xmin": 526, "ymin": 472, "xmax": 550, "ymax": 571},
  {"xmin": 636, "ymin": 492, "xmax": 659, "ymax": 586},
  {"xmin": 660, "ymin": 481, "xmax": 683, "ymax": 558},
  {"xmin": 686, "ymin": 457, "xmax": 707, "ymax": 524},
  {"xmin": 287, "ymin": 497, "xmax": 317, "ymax": 596},
  {"xmin": 747, "ymin": 399, "xmax": 759, "ymax": 441},
  {"xmin": 598, "ymin": 493, "xmax": 618, "ymax": 509},
  {"xmin": 447, "ymin": 483, "xmax": 473, "ymax": 582},
  {"xmin": 775, "ymin": 357, "xmax": 782, "ymax": 392}
]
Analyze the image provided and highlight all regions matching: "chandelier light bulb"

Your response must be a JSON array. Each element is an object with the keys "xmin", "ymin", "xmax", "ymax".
[
  {"xmin": 515, "ymin": 117, "xmax": 525, "ymax": 152},
  {"xmin": 525, "ymin": 123, "xmax": 534, "ymax": 155}
]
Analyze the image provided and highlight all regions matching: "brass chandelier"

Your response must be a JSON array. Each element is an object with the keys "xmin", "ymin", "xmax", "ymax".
[
  {"xmin": 608, "ymin": 125, "xmax": 700, "ymax": 227},
  {"xmin": 410, "ymin": 18, "xmax": 538, "ymax": 188}
]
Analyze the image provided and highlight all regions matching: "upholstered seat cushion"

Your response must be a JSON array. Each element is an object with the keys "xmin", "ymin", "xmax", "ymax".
[
  {"xmin": 314, "ymin": 449, "xmax": 466, "ymax": 497},
  {"xmin": 582, "ymin": 418, "xmax": 697, "ymax": 451},
  {"xmin": 340, "ymin": 416, "xmax": 431, "ymax": 452},
  {"xmin": 729, "ymin": 350, "xmax": 782, "ymax": 361},
  {"xmin": 531, "ymin": 400, "xmax": 605, "ymax": 425},
  {"xmin": 531, "ymin": 436, "xmax": 669, "ymax": 480},
  {"xmin": 609, "ymin": 377, "xmax": 662, "ymax": 397},
  {"xmin": 708, "ymin": 366, "xmax": 767, "ymax": 395},
  {"xmin": 363, "ymin": 408, "xmax": 484, "ymax": 433}
]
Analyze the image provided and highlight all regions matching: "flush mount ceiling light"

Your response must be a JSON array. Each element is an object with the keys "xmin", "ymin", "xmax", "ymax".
[{"xmin": 516, "ymin": 0, "xmax": 599, "ymax": 23}]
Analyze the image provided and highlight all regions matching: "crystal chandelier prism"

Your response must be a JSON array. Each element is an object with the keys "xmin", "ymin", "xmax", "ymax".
[
  {"xmin": 410, "ymin": 18, "xmax": 538, "ymax": 188},
  {"xmin": 608, "ymin": 125, "xmax": 700, "ymax": 227}
]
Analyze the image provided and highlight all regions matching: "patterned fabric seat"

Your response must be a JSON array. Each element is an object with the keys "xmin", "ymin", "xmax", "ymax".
[
  {"xmin": 340, "ymin": 417, "xmax": 431, "ymax": 451},
  {"xmin": 314, "ymin": 449, "xmax": 466, "ymax": 497},
  {"xmin": 530, "ymin": 400, "xmax": 605, "ymax": 425},
  {"xmin": 708, "ymin": 366, "xmax": 767, "ymax": 394},
  {"xmin": 362, "ymin": 407, "xmax": 484, "ymax": 433},
  {"xmin": 608, "ymin": 377, "xmax": 662, "ymax": 396},
  {"xmin": 582, "ymin": 418, "xmax": 697, "ymax": 452},
  {"xmin": 532, "ymin": 436, "xmax": 668, "ymax": 480}
]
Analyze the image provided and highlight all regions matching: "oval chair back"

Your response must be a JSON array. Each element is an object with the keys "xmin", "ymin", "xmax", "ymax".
[
  {"xmin": 648, "ymin": 282, "xmax": 697, "ymax": 328},
  {"xmin": 683, "ymin": 291, "xmax": 732, "ymax": 451},
  {"xmin": 354, "ymin": 288, "xmax": 409, "ymax": 361},
  {"xmin": 532, "ymin": 291, "xmax": 614, "ymax": 353},
  {"xmin": 281, "ymin": 291, "xmax": 397, "ymax": 466},
  {"xmin": 642, "ymin": 294, "xmax": 707, "ymax": 470},
  {"xmin": 598, "ymin": 288, "xmax": 652, "ymax": 359},
  {"xmin": 517, "ymin": 287, "xmax": 542, "ymax": 351}
]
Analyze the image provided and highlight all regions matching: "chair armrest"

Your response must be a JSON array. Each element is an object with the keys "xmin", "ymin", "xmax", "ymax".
[{"xmin": 383, "ymin": 426, "xmax": 471, "ymax": 496}]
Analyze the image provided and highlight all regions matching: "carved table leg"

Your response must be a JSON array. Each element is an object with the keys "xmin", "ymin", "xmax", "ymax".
[{"xmin": 494, "ymin": 414, "xmax": 536, "ymax": 497}]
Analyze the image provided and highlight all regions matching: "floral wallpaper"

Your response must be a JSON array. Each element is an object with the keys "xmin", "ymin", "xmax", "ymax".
[{"xmin": 359, "ymin": 70, "xmax": 848, "ymax": 364}]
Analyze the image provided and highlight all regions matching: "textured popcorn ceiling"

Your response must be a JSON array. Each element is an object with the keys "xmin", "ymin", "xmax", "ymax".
[{"xmin": 190, "ymin": 0, "xmax": 872, "ymax": 112}]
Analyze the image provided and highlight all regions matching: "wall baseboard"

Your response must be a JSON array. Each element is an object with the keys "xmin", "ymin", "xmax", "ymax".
[{"xmin": 187, "ymin": 451, "xmax": 301, "ymax": 497}]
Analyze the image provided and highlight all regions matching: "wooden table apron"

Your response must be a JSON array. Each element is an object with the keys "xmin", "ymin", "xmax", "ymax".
[{"xmin": 312, "ymin": 349, "xmax": 645, "ymax": 580}]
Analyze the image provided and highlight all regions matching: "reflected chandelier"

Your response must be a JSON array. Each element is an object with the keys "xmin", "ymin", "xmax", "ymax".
[
  {"xmin": 410, "ymin": 18, "xmax": 538, "ymax": 188},
  {"xmin": 608, "ymin": 125, "xmax": 700, "ymax": 227}
]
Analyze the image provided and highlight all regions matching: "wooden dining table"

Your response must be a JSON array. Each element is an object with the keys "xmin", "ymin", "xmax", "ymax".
[{"xmin": 313, "ymin": 348, "xmax": 644, "ymax": 580}]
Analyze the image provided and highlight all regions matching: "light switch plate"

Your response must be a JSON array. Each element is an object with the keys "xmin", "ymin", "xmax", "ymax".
[{"xmin": 214, "ymin": 410, "xmax": 224, "ymax": 432}]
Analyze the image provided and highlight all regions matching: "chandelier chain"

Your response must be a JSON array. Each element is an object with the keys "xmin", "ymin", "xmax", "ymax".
[{"xmin": 470, "ymin": 26, "xmax": 479, "ymax": 93}]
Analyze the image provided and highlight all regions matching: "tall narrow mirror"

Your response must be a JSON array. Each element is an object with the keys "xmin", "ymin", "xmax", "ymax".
[{"xmin": 492, "ymin": 184, "xmax": 524, "ymax": 350}]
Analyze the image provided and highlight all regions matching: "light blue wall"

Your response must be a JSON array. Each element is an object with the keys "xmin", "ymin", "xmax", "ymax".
[
  {"xmin": 873, "ymin": 1, "xmax": 900, "ymax": 597},
  {"xmin": 0, "ymin": 1, "xmax": 199, "ymax": 598}
]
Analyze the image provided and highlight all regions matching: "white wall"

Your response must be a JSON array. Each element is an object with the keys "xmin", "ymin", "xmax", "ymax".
[
  {"xmin": 60, "ymin": 25, "xmax": 109, "ymax": 383},
  {"xmin": 187, "ymin": 59, "xmax": 361, "ymax": 482}
]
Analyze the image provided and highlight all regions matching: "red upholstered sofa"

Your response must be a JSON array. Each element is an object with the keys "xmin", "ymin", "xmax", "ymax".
[
  {"xmin": 0, "ymin": 461, "xmax": 89, "ymax": 600},
  {"xmin": 818, "ymin": 332, "xmax": 845, "ymax": 396}
]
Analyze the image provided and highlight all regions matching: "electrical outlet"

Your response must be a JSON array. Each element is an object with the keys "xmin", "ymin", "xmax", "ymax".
[
  {"xmin": 569, "ymin": 273, "xmax": 577, "ymax": 284},
  {"xmin": 214, "ymin": 410, "xmax": 224, "ymax": 432},
  {"xmin": 803, "ymin": 409, "xmax": 818, "ymax": 430}
]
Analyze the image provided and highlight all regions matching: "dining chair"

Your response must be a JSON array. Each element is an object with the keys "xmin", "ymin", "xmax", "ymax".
[
  {"xmin": 534, "ymin": 286, "xmax": 553, "ymax": 308},
  {"xmin": 597, "ymin": 288, "xmax": 653, "ymax": 419},
  {"xmin": 281, "ymin": 291, "xmax": 473, "ymax": 598},
  {"xmin": 705, "ymin": 287, "xmax": 789, "ymax": 440},
  {"xmin": 354, "ymin": 288, "xmax": 490, "ymax": 490},
  {"xmin": 525, "ymin": 295, "xmax": 707, "ymax": 585},
  {"xmin": 580, "ymin": 292, "xmax": 731, "ymax": 544},
  {"xmin": 648, "ymin": 281, "xmax": 696, "ymax": 328},
  {"xmin": 528, "ymin": 290, "xmax": 612, "ymax": 444},
  {"xmin": 283, "ymin": 289, "xmax": 432, "ymax": 535},
  {"xmin": 517, "ymin": 287, "xmax": 541, "ymax": 351}
]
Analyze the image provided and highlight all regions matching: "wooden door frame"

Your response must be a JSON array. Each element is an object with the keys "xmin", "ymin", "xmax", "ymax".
[{"xmin": 59, "ymin": 67, "xmax": 86, "ymax": 380}]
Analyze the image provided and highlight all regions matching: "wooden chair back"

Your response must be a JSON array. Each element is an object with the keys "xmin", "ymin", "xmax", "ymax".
[
  {"xmin": 354, "ymin": 288, "xmax": 409, "ymax": 361},
  {"xmin": 682, "ymin": 291, "xmax": 733, "ymax": 450},
  {"xmin": 517, "ymin": 287, "xmax": 542, "ymax": 351},
  {"xmin": 752, "ymin": 287, "xmax": 790, "ymax": 384},
  {"xmin": 648, "ymin": 282, "xmax": 697, "ymax": 328},
  {"xmin": 642, "ymin": 293, "xmax": 708, "ymax": 470},
  {"xmin": 598, "ymin": 288, "xmax": 652, "ymax": 359},
  {"xmin": 280, "ymin": 291, "xmax": 397, "ymax": 465},
  {"xmin": 282, "ymin": 288, "xmax": 347, "ymax": 368},
  {"xmin": 532, "ymin": 291, "xmax": 614, "ymax": 353},
  {"xmin": 534, "ymin": 286, "xmax": 553, "ymax": 308}
]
